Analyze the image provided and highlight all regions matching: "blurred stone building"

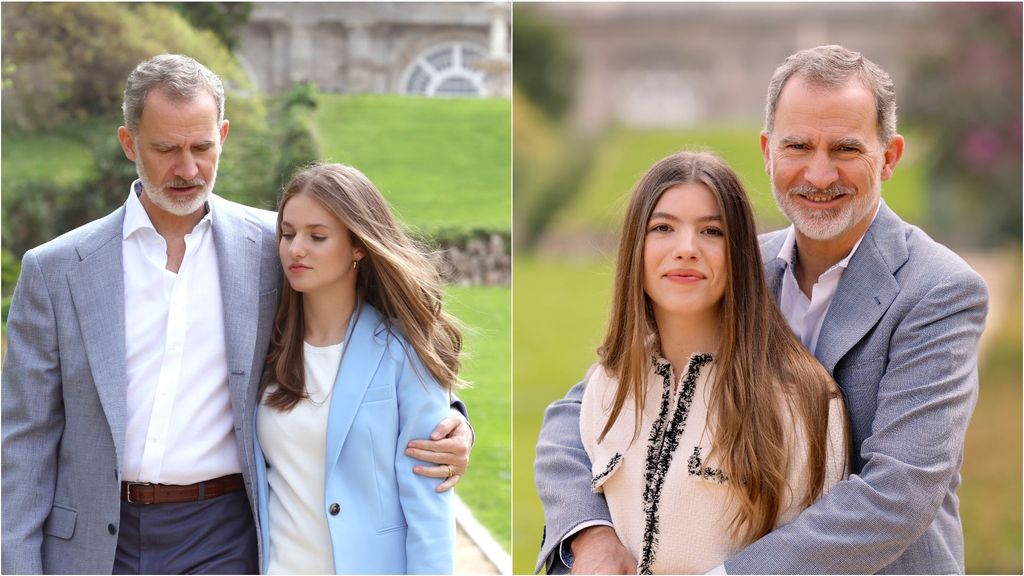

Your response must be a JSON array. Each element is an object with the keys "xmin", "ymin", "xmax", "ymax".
[
  {"xmin": 530, "ymin": 3, "xmax": 953, "ymax": 133},
  {"xmin": 239, "ymin": 2, "xmax": 510, "ymax": 98}
]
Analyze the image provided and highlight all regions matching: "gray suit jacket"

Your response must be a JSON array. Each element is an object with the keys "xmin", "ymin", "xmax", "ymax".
[
  {"xmin": 1, "ymin": 194, "xmax": 281, "ymax": 574},
  {"xmin": 535, "ymin": 202, "xmax": 988, "ymax": 574}
]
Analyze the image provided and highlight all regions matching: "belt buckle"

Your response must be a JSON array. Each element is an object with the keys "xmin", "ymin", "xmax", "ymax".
[{"xmin": 126, "ymin": 482, "xmax": 154, "ymax": 504}]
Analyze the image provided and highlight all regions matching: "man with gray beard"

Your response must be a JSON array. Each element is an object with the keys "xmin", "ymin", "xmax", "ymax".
[
  {"xmin": 1, "ymin": 54, "xmax": 473, "ymax": 574},
  {"xmin": 535, "ymin": 45, "xmax": 988, "ymax": 574}
]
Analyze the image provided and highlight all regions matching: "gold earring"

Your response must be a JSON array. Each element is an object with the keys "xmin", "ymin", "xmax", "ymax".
[{"xmin": 352, "ymin": 259, "xmax": 358, "ymax": 270}]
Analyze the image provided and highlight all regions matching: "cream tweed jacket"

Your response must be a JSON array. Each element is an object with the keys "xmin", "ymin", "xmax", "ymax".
[{"xmin": 580, "ymin": 354, "xmax": 847, "ymax": 574}]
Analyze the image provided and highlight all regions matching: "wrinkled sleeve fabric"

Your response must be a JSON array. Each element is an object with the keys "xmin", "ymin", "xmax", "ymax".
[
  {"xmin": 1, "ymin": 250, "xmax": 64, "ymax": 574},
  {"xmin": 395, "ymin": 349, "xmax": 456, "ymax": 574},
  {"xmin": 534, "ymin": 366, "xmax": 612, "ymax": 573},
  {"xmin": 725, "ymin": 270, "xmax": 988, "ymax": 574}
]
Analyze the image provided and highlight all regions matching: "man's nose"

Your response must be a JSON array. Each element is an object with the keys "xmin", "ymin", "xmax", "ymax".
[
  {"xmin": 804, "ymin": 150, "xmax": 839, "ymax": 190},
  {"xmin": 174, "ymin": 151, "xmax": 200, "ymax": 180}
]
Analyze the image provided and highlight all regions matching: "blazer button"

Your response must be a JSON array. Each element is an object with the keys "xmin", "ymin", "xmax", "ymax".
[
  {"xmin": 329, "ymin": 503, "xmax": 340, "ymax": 516},
  {"xmin": 108, "ymin": 524, "xmax": 117, "ymax": 535}
]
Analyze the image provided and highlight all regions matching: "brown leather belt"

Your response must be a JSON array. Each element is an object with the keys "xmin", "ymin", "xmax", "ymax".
[{"xmin": 121, "ymin": 473, "xmax": 245, "ymax": 505}]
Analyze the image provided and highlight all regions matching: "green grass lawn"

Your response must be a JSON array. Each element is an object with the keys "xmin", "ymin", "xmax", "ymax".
[
  {"xmin": 314, "ymin": 94, "xmax": 511, "ymax": 234},
  {"xmin": 446, "ymin": 285, "xmax": 512, "ymax": 552},
  {"xmin": 547, "ymin": 125, "xmax": 927, "ymax": 238},
  {"xmin": 1, "ymin": 128, "xmax": 98, "ymax": 190},
  {"xmin": 511, "ymin": 251, "xmax": 1022, "ymax": 574},
  {"xmin": 511, "ymin": 256, "xmax": 614, "ymax": 573}
]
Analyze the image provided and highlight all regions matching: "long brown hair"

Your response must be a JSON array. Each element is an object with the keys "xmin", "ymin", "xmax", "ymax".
[
  {"xmin": 597, "ymin": 150, "xmax": 847, "ymax": 545},
  {"xmin": 261, "ymin": 163, "xmax": 462, "ymax": 410}
]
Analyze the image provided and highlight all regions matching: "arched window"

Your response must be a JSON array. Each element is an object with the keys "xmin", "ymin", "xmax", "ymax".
[{"xmin": 401, "ymin": 42, "xmax": 487, "ymax": 97}]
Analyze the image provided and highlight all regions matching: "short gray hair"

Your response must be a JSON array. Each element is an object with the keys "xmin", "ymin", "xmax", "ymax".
[
  {"xmin": 122, "ymin": 54, "xmax": 225, "ymax": 133},
  {"xmin": 764, "ymin": 45, "xmax": 897, "ymax": 145}
]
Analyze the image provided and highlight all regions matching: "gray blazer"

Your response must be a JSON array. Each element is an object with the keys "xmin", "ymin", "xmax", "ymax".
[
  {"xmin": 1, "ymin": 194, "xmax": 281, "ymax": 574},
  {"xmin": 535, "ymin": 202, "xmax": 988, "ymax": 574}
]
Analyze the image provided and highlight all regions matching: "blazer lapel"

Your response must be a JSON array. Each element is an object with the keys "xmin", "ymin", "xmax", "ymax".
[
  {"xmin": 325, "ymin": 304, "xmax": 388, "ymax": 470},
  {"xmin": 211, "ymin": 196, "xmax": 263, "ymax": 424},
  {"xmin": 815, "ymin": 202, "xmax": 908, "ymax": 372},
  {"xmin": 67, "ymin": 207, "xmax": 129, "ymax": 463}
]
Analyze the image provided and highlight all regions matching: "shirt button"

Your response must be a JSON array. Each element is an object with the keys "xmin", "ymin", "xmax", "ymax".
[
  {"xmin": 108, "ymin": 524, "xmax": 117, "ymax": 535},
  {"xmin": 329, "ymin": 503, "xmax": 340, "ymax": 516}
]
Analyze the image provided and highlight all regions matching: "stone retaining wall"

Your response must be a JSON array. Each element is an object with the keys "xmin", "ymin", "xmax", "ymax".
[{"xmin": 435, "ymin": 232, "xmax": 510, "ymax": 286}]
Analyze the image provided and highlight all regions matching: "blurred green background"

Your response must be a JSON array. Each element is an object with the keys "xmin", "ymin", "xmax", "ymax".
[
  {"xmin": 512, "ymin": 3, "xmax": 1022, "ymax": 574},
  {"xmin": 1, "ymin": 1, "xmax": 511, "ymax": 558}
]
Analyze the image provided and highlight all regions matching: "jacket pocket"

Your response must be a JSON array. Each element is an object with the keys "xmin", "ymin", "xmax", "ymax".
[
  {"xmin": 363, "ymin": 385, "xmax": 395, "ymax": 404},
  {"xmin": 43, "ymin": 504, "xmax": 77, "ymax": 540},
  {"xmin": 591, "ymin": 452, "xmax": 624, "ymax": 492}
]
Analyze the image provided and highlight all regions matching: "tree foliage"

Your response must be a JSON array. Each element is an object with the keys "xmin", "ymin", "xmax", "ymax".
[
  {"xmin": 1, "ymin": 3, "xmax": 250, "ymax": 130},
  {"xmin": 903, "ymin": 3, "xmax": 1022, "ymax": 248},
  {"xmin": 273, "ymin": 82, "xmax": 323, "ymax": 190},
  {"xmin": 512, "ymin": 5, "xmax": 577, "ymax": 123},
  {"xmin": 169, "ymin": 2, "xmax": 253, "ymax": 51},
  {"xmin": 1, "ymin": 2, "xmax": 277, "ymax": 255}
]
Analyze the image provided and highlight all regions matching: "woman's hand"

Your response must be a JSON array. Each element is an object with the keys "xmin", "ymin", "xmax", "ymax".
[{"xmin": 405, "ymin": 410, "xmax": 473, "ymax": 492}]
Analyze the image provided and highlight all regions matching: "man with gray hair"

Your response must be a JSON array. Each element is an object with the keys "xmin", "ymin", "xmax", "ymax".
[
  {"xmin": 2, "ymin": 53, "xmax": 473, "ymax": 574},
  {"xmin": 535, "ymin": 44, "xmax": 987, "ymax": 574}
]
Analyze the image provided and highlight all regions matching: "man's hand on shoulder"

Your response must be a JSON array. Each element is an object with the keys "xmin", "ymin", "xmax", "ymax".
[
  {"xmin": 569, "ymin": 525, "xmax": 636, "ymax": 575},
  {"xmin": 406, "ymin": 409, "xmax": 472, "ymax": 492}
]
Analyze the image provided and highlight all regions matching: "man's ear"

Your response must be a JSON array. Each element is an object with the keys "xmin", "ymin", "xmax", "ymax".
[
  {"xmin": 219, "ymin": 119, "xmax": 230, "ymax": 144},
  {"xmin": 117, "ymin": 126, "xmax": 136, "ymax": 161},
  {"xmin": 880, "ymin": 134, "xmax": 905, "ymax": 181},
  {"xmin": 759, "ymin": 131, "xmax": 771, "ymax": 174}
]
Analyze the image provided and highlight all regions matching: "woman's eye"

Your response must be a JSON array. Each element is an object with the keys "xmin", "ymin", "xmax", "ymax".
[
  {"xmin": 281, "ymin": 233, "xmax": 294, "ymax": 240},
  {"xmin": 311, "ymin": 235, "xmax": 327, "ymax": 242},
  {"xmin": 702, "ymin": 227, "xmax": 724, "ymax": 237},
  {"xmin": 648, "ymin": 223, "xmax": 671, "ymax": 233}
]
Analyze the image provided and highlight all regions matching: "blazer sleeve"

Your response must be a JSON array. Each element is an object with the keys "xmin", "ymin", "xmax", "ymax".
[
  {"xmin": 394, "ymin": 346, "xmax": 455, "ymax": 574},
  {"xmin": 534, "ymin": 365, "xmax": 613, "ymax": 574},
  {"xmin": 1, "ymin": 250, "xmax": 64, "ymax": 574},
  {"xmin": 725, "ymin": 269, "xmax": 988, "ymax": 574}
]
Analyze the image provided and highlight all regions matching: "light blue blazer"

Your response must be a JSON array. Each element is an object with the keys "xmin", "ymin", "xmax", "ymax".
[{"xmin": 255, "ymin": 302, "xmax": 454, "ymax": 575}]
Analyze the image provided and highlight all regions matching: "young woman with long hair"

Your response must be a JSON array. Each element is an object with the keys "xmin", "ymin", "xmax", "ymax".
[
  {"xmin": 254, "ymin": 163, "xmax": 461, "ymax": 574},
  {"xmin": 578, "ymin": 150, "xmax": 850, "ymax": 574}
]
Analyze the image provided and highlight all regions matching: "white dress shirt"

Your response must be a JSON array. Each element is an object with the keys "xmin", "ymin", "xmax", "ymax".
[
  {"xmin": 122, "ymin": 182, "xmax": 240, "ymax": 484},
  {"xmin": 257, "ymin": 341, "xmax": 342, "ymax": 575}
]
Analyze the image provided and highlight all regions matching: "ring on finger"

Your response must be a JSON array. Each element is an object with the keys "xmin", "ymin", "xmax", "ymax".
[{"xmin": 445, "ymin": 464, "xmax": 453, "ymax": 478}]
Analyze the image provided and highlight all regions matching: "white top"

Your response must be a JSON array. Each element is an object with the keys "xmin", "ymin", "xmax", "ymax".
[
  {"xmin": 580, "ymin": 355, "xmax": 847, "ymax": 574},
  {"xmin": 257, "ymin": 340, "xmax": 343, "ymax": 575},
  {"xmin": 776, "ymin": 204, "xmax": 879, "ymax": 355},
  {"xmin": 121, "ymin": 181, "xmax": 239, "ymax": 484}
]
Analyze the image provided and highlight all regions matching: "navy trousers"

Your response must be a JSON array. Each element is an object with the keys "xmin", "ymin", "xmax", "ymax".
[{"xmin": 113, "ymin": 490, "xmax": 258, "ymax": 574}]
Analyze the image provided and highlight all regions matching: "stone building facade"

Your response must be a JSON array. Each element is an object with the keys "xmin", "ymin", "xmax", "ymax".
[
  {"xmin": 530, "ymin": 3, "xmax": 954, "ymax": 133},
  {"xmin": 239, "ymin": 2, "xmax": 510, "ymax": 98}
]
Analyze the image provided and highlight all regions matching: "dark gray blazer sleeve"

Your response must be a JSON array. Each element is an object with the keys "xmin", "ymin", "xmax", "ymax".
[
  {"xmin": 1, "ymin": 250, "xmax": 63, "ymax": 574},
  {"xmin": 725, "ymin": 268, "xmax": 988, "ymax": 574},
  {"xmin": 534, "ymin": 366, "xmax": 612, "ymax": 573}
]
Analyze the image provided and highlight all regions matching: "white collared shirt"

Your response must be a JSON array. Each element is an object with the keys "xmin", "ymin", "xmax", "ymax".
[
  {"xmin": 122, "ymin": 181, "xmax": 240, "ymax": 484},
  {"xmin": 776, "ymin": 204, "xmax": 879, "ymax": 355}
]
